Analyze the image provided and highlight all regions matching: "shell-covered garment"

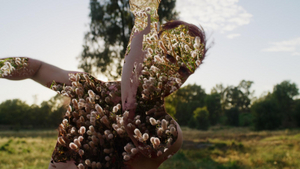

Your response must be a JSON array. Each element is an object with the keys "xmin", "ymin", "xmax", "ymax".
[{"xmin": 50, "ymin": 71, "xmax": 179, "ymax": 169}]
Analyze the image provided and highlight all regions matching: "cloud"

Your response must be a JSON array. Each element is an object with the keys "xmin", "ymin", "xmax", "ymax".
[
  {"xmin": 292, "ymin": 52, "xmax": 300, "ymax": 56},
  {"xmin": 226, "ymin": 33, "xmax": 240, "ymax": 39},
  {"xmin": 176, "ymin": 0, "xmax": 252, "ymax": 33},
  {"xmin": 263, "ymin": 37, "xmax": 300, "ymax": 55}
]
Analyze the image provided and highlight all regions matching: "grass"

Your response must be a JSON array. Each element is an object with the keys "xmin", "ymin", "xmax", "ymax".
[
  {"xmin": 160, "ymin": 126, "xmax": 300, "ymax": 169},
  {"xmin": 1, "ymin": 127, "xmax": 300, "ymax": 168},
  {"xmin": 0, "ymin": 130, "xmax": 57, "ymax": 169}
]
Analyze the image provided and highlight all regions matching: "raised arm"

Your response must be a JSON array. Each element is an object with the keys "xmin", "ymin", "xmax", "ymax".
[{"xmin": 0, "ymin": 57, "xmax": 79, "ymax": 88}]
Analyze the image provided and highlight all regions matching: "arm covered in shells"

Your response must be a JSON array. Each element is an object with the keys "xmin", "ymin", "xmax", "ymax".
[
  {"xmin": 1, "ymin": 57, "xmax": 77, "ymax": 87},
  {"xmin": 0, "ymin": 57, "xmax": 31, "ymax": 78}
]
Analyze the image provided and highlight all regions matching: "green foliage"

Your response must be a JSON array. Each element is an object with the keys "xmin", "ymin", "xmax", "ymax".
[
  {"xmin": 238, "ymin": 113, "xmax": 253, "ymax": 127},
  {"xmin": 189, "ymin": 107, "xmax": 210, "ymax": 130},
  {"xmin": 251, "ymin": 98, "xmax": 281, "ymax": 130},
  {"xmin": 272, "ymin": 80, "xmax": 299, "ymax": 127},
  {"xmin": 0, "ymin": 139, "xmax": 14, "ymax": 154},
  {"xmin": 173, "ymin": 84, "xmax": 207, "ymax": 126},
  {"xmin": 205, "ymin": 93, "xmax": 222, "ymax": 125},
  {"xmin": 223, "ymin": 80, "xmax": 253, "ymax": 113},
  {"xmin": 0, "ymin": 95, "xmax": 66, "ymax": 129},
  {"xmin": 164, "ymin": 98, "xmax": 176, "ymax": 119},
  {"xmin": 225, "ymin": 107, "xmax": 239, "ymax": 127},
  {"xmin": 292, "ymin": 99, "xmax": 300, "ymax": 127},
  {"xmin": 79, "ymin": 0, "xmax": 178, "ymax": 79},
  {"xmin": 251, "ymin": 80, "xmax": 299, "ymax": 130}
]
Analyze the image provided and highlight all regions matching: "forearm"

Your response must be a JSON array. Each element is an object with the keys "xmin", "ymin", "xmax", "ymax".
[
  {"xmin": 0, "ymin": 57, "xmax": 40, "ymax": 80},
  {"xmin": 1, "ymin": 57, "xmax": 77, "ymax": 88}
]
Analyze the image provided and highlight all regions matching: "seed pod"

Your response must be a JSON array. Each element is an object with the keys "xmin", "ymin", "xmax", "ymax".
[
  {"xmin": 57, "ymin": 137, "xmax": 65, "ymax": 145},
  {"xmin": 134, "ymin": 128, "xmax": 142, "ymax": 138},
  {"xmin": 92, "ymin": 161, "xmax": 96, "ymax": 169},
  {"xmin": 117, "ymin": 128, "xmax": 124, "ymax": 135},
  {"xmin": 161, "ymin": 119, "xmax": 168, "ymax": 130},
  {"xmin": 157, "ymin": 127, "xmax": 164, "ymax": 137},
  {"xmin": 149, "ymin": 117, "xmax": 157, "ymax": 125},
  {"xmin": 89, "ymin": 141, "xmax": 95, "ymax": 148},
  {"xmin": 88, "ymin": 90, "xmax": 95, "ymax": 98},
  {"xmin": 131, "ymin": 148, "xmax": 138, "ymax": 155},
  {"xmin": 96, "ymin": 162, "xmax": 102, "ymax": 168},
  {"xmin": 108, "ymin": 134, "xmax": 114, "ymax": 139},
  {"xmin": 123, "ymin": 111, "xmax": 129, "ymax": 119},
  {"xmin": 79, "ymin": 126, "xmax": 86, "ymax": 135},
  {"xmin": 196, "ymin": 60, "xmax": 201, "ymax": 66},
  {"xmin": 83, "ymin": 144, "xmax": 89, "ymax": 150},
  {"xmin": 105, "ymin": 156, "xmax": 110, "ymax": 161},
  {"xmin": 123, "ymin": 154, "xmax": 131, "ymax": 161},
  {"xmin": 100, "ymin": 116, "xmax": 110, "ymax": 127},
  {"xmin": 104, "ymin": 148, "xmax": 111, "ymax": 154},
  {"xmin": 92, "ymin": 135, "xmax": 98, "ymax": 144},
  {"xmin": 78, "ymin": 149, "xmax": 84, "ymax": 156},
  {"xmin": 154, "ymin": 138, "xmax": 161, "ymax": 146},
  {"xmin": 195, "ymin": 36, "xmax": 201, "ymax": 45},
  {"xmin": 89, "ymin": 126, "xmax": 95, "ymax": 133},
  {"xmin": 85, "ymin": 159, "xmax": 91, "ymax": 166},
  {"xmin": 142, "ymin": 133, "xmax": 149, "ymax": 141},
  {"xmin": 78, "ymin": 163, "xmax": 84, "ymax": 169},
  {"xmin": 135, "ymin": 119, "xmax": 141, "ymax": 125},
  {"xmin": 69, "ymin": 142, "xmax": 78, "ymax": 150},
  {"xmin": 112, "ymin": 105, "xmax": 118, "ymax": 113},
  {"xmin": 74, "ymin": 139, "xmax": 81, "ymax": 147},
  {"xmin": 71, "ymin": 127, "xmax": 76, "ymax": 134}
]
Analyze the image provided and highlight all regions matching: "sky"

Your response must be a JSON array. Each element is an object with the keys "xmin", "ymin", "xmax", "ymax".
[{"xmin": 0, "ymin": 0, "xmax": 299, "ymax": 105}]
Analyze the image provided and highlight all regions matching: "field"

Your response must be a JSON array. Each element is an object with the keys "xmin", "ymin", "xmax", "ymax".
[{"xmin": 0, "ymin": 127, "xmax": 300, "ymax": 169}]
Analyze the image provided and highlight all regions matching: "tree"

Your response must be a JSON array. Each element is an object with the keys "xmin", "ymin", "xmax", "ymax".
[
  {"xmin": 0, "ymin": 94, "xmax": 67, "ymax": 129},
  {"xmin": 251, "ymin": 98, "xmax": 281, "ymax": 130},
  {"xmin": 272, "ymin": 80, "xmax": 299, "ymax": 127},
  {"xmin": 292, "ymin": 99, "xmax": 300, "ymax": 127},
  {"xmin": 0, "ymin": 99, "xmax": 32, "ymax": 130},
  {"xmin": 205, "ymin": 93, "xmax": 221, "ymax": 125},
  {"xmin": 79, "ymin": 0, "xmax": 178, "ymax": 79},
  {"xmin": 211, "ymin": 83, "xmax": 226, "ymax": 113},
  {"xmin": 225, "ymin": 107, "xmax": 239, "ymax": 126},
  {"xmin": 188, "ymin": 107, "xmax": 210, "ymax": 130},
  {"xmin": 172, "ymin": 84, "xmax": 206, "ymax": 125},
  {"xmin": 222, "ymin": 80, "xmax": 253, "ymax": 113}
]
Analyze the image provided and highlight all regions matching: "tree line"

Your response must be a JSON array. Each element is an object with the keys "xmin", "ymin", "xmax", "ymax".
[
  {"xmin": 0, "ymin": 95, "xmax": 68, "ymax": 130},
  {"xmin": 0, "ymin": 80, "xmax": 298, "ymax": 131},
  {"xmin": 165, "ymin": 80, "xmax": 300, "ymax": 130}
]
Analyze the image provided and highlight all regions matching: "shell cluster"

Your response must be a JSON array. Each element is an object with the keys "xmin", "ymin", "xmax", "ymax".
[
  {"xmin": 0, "ymin": 57, "xmax": 28, "ymax": 77},
  {"xmin": 51, "ymin": 72, "xmax": 178, "ymax": 168}
]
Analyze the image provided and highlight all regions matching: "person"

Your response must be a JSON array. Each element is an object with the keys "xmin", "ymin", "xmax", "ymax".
[{"xmin": 0, "ymin": 5, "xmax": 206, "ymax": 169}]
